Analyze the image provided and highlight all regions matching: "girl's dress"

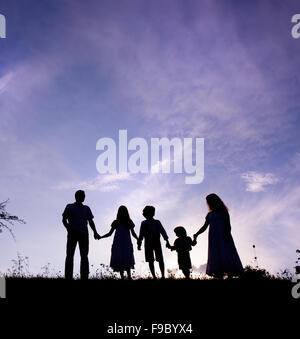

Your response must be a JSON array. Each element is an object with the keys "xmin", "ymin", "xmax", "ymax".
[
  {"xmin": 174, "ymin": 236, "xmax": 193, "ymax": 270},
  {"xmin": 206, "ymin": 210, "xmax": 243, "ymax": 276},
  {"xmin": 110, "ymin": 220, "xmax": 135, "ymax": 271}
]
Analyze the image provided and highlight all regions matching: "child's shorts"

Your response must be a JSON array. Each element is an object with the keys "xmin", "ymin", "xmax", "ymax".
[{"xmin": 144, "ymin": 242, "xmax": 163, "ymax": 262}]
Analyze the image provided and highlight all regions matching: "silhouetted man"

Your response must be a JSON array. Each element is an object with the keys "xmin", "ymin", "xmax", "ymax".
[{"xmin": 62, "ymin": 190, "xmax": 100, "ymax": 280}]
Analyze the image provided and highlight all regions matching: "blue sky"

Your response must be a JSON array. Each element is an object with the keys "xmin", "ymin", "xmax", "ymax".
[{"xmin": 0, "ymin": 0, "xmax": 299, "ymax": 277}]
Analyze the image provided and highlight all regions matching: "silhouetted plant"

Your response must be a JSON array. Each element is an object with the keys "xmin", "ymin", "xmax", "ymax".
[
  {"xmin": 252, "ymin": 244, "xmax": 259, "ymax": 268},
  {"xmin": 167, "ymin": 268, "xmax": 178, "ymax": 279},
  {"xmin": 90, "ymin": 263, "xmax": 118, "ymax": 280},
  {"xmin": 40, "ymin": 263, "xmax": 51, "ymax": 277},
  {"xmin": 3, "ymin": 256, "xmax": 292, "ymax": 282},
  {"xmin": 276, "ymin": 268, "xmax": 292, "ymax": 280},
  {"xmin": 6, "ymin": 253, "xmax": 30, "ymax": 277},
  {"xmin": 56, "ymin": 270, "xmax": 63, "ymax": 278},
  {"xmin": 294, "ymin": 249, "xmax": 300, "ymax": 274},
  {"xmin": 241, "ymin": 265, "xmax": 273, "ymax": 280},
  {"xmin": 0, "ymin": 199, "xmax": 25, "ymax": 240}
]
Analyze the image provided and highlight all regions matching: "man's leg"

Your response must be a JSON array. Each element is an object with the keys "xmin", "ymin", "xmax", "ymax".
[
  {"xmin": 148, "ymin": 261, "xmax": 156, "ymax": 279},
  {"xmin": 158, "ymin": 260, "xmax": 165, "ymax": 279},
  {"xmin": 65, "ymin": 232, "xmax": 77, "ymax": 280},
  {"xmin": 78, "ymin": 234, "xmax": 89, "ymax": 280}
]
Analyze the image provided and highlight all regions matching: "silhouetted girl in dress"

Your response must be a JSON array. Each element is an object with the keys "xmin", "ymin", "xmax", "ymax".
[
  {"xmin": 100, "ymin": 206, "xmax": 138, "ymax": 279},
  {"xmin": 194, "ymin": 194, "xmax": 243, "ymax": 278}
]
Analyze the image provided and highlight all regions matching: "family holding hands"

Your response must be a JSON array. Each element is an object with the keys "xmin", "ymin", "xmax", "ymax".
[{"xmin": 62, "ymin": 190, "xmax": 243, "ymax": 280}]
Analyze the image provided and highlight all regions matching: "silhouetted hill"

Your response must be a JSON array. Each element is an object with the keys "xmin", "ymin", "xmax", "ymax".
[{"xmin": 2, "ymin": 277, "xmax": 298, "ymax": 337}]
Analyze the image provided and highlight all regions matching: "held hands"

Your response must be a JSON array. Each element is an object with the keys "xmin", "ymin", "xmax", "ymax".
[
  {"xmin": 94, "ymin": 232, "xmax": 101, "ymax": 240},
  {"xmin": 137, "ymin": 239, "xmax": 141, "ymax": 251},
  {"xmin": 166, "ymin": 241, "xmax": 171, "ymax": 249}
]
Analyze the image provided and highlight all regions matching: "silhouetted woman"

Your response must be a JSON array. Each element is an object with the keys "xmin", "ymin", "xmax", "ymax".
[
  {"xmin": 194, "ymin": 194, "xmax": 243, "ymax": 278},
  {"xmin": 100, "ymin": 206, "xmax": 138, "ymax": 279}
]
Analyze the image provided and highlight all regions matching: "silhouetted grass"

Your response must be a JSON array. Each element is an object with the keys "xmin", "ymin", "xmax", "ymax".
[
  {"xmin": 4, "ymin": 271, "xmax": 294, "ymax": 303},
  {"xmin": 3, "ymin": 268, "xmax": 297, "ymax": 339},
  {"xmin": 2, "ymin": 253, "xmax": 297, "ymax": 315}
]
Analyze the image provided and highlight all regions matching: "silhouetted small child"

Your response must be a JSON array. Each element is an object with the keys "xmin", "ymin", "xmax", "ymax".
[{"xmin": 168, "ymin": 226, "xmax": 196, "ymax": 279}]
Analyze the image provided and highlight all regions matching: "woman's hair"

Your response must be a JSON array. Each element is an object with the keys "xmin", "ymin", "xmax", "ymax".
[
  {"xmin": 174, "ymin": 226, "xmax": 187, "ymax": 237},
  {"xmin": 206, "ymin": 193, "xmax": 228, "ymax": 212},
  {"xmin": 116, "ymin": 205, "xmax": 132, "ymax": 227}
]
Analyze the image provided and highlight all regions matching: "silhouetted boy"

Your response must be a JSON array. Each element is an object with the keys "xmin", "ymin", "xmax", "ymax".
[
  {"xmin": 62, "ymin": 190, "xmax": 100, "ymax": 280},
  {"xmin": 168, "ymin": 226, "xmax": 196, "ymax": 279},
  {"xmin": 138, "ymin": 206, "xmax": 170, "ymax": 279}
]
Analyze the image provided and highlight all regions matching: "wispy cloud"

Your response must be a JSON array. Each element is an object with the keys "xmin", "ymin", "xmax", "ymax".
[
  {"xmin": 54, "ymin": 173, "xmax": 131, "ymax": 192},
  {"xmin": 0, "ymin": 72, "xmax": 12, "ymax": 93},
  {"xmin": 231, "ymin": 183, "xmax": 300, "ymax": 272},
  {"xmin": 1, "ymin": 0, "xmax": 299, "ymax": 276},
  {"xmin": 73, "ymin": 0, "xmax": 297, "ymax": 173},
  {"xmin": 241, "ymin": 171, "xmax": 279, "ymax": 192}
]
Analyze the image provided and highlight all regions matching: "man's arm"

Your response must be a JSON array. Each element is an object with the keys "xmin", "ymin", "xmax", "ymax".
[
  {"xmin": 62, "ymin": 205, "xmax": 70, "ymax": 231},
  {"xmin": 62, "ymin": 216, "xmax": 70, "ymax": 231},
  {"xmin": 88, "ymin": 218, "xmax": 101, "ymax": 240},
  {"xmin": 167, "ymin": 243, "xmax": 175, "ymax": 251}
]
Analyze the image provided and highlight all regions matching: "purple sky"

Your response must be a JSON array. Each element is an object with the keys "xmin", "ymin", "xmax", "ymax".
[{"xmin": 0, "ymin": 0, "xmax": 300, "ymax": 277}]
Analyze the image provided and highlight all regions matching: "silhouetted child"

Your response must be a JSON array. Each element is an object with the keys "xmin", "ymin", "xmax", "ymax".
[
  {"xmin": 138, "ymin": 206, "xmax": 170, "ymax": 279},
  {"xmin": 168, "ymin": 226, "xmax": 196, "ymax": 279},
  {"xmin": 100, "ymin": 206, "xmax": 138, "ymax": 280}
]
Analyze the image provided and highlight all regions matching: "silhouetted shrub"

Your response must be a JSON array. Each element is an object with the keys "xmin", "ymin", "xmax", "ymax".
[
  {"xmin": 0, "ymin": 199, "xmax": 25, "ymax": 240},
  {"xmin": 241, "ymin": 265, "xmax": 273, "ymax": 280}
]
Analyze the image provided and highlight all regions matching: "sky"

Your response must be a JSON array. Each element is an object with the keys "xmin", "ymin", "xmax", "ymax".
[{"xmin": 0, "ymin": 0, "xmax": 300, "ymax": 277}]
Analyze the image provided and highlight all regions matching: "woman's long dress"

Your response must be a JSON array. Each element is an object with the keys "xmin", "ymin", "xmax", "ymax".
[
  {"xmin": 206, "ymin": 210, "xmax": 243, "ymax": 276},
  {"xmin": 110, "ymin": 220, "xmax": 135, "ymax": 271}
]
